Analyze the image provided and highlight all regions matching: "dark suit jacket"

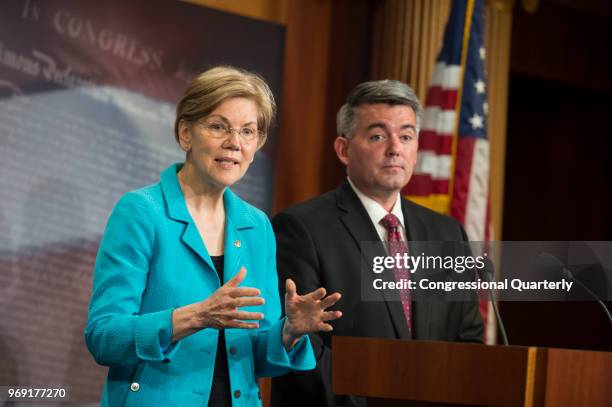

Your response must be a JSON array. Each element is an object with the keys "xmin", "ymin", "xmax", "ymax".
[{"xmin": 270, "ymin": 180, "xmax": 483, "ymax": 407}]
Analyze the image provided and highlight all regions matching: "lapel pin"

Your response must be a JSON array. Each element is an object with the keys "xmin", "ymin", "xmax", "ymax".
[{"xmin": 234, "ymin": 240, "xmax": 241, "ymax": 248}]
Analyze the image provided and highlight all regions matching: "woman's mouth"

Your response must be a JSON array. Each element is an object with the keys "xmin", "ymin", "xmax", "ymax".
[{"xmin": 215, "ymin": 157, "xmax": 240, "ymax": 168}]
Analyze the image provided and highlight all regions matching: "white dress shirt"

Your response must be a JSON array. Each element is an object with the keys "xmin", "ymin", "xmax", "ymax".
[{"xmin": 347, "ymin": 177, "xmax": 408, "ymax": 242}]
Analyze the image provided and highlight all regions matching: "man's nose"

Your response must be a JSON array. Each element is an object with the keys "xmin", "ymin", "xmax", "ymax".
[{"xmin": 386, "ymin": 134, "xmax": 403, "ymax": 155}]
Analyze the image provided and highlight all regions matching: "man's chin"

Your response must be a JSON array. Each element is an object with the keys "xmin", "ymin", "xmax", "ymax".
[{"xmin": 377, "ymin": 176, "xmax": 410, "ymax": 191}]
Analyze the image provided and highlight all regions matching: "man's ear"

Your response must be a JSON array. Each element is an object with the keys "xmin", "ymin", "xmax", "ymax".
[
  {"xmin": 334, "ymin": 136, "xmax": 350, "ymax": 166},
  {"xmin": 177, "ymin": 120, "xmax": 192, "ymax": 152}
]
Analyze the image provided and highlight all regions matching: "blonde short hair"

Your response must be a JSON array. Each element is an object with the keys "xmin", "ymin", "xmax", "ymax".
[{"xmin": 174, "ymin": 66, "xmax": 276, "ymax": 147}]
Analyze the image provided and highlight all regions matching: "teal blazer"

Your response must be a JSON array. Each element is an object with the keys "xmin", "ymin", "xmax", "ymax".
[{"xmin": 85, "ymin": 163, "xmax": 315, "ymax": 406}]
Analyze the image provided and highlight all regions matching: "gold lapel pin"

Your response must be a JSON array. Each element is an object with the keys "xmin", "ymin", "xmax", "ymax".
[{"xmin": 234, "ymin": 240, "xmax": 241, "ymax": 248}]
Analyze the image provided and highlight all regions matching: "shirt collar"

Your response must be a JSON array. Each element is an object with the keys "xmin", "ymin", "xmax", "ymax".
[
  {"xmin": 347, "ymin": 177, "xmax": 405, "ymax": 228},
  {"xmin": 160, "ymin": 162, "xmax": 254, "ymax": 229}
]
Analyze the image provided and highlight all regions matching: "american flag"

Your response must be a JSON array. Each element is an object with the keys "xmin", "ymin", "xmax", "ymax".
[{"xmin": 403, "ymin": 0, "xmax": 495, "ymax": 342}]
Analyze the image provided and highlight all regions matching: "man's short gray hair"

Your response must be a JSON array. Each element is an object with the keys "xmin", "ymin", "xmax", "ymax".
[{"xmin": 336, "ymin": 79, "xmax": 422, "ymax": 138}]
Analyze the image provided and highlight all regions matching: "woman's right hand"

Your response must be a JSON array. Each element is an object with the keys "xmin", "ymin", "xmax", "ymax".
[{"xmin": 171, "ymin": 267, "xmax": 264, "ymax": 342}]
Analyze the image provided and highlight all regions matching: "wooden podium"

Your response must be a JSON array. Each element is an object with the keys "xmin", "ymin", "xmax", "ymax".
[{"xmin": 332, "ymin": 337, "xmax": 612, "ymax": 407}]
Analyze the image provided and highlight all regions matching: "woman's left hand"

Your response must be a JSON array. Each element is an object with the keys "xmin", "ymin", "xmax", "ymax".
[{"xmin": 282, "ymin": 279, "xmax": 342, "ymax": 350}]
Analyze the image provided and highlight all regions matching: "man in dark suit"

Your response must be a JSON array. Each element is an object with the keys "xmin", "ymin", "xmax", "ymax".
[{"xmin": 271, "ymin": 80, "xmax": 483, "ymax": 406}]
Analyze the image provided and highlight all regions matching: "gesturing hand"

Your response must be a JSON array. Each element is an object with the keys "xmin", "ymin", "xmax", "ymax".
[
  {"xmin": 282, "ymin": 279, "xmax": 342, "ymax": 349},
  {"xmin": 195, "ymin": 267, "xmax": 265, "ymax": 330}
]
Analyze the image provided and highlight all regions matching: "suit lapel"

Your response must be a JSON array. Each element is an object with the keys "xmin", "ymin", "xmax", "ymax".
[
  {"xmin": 161, "ymin": 166, "xmax": 256, "ymax": 282},
  {"xmin": 223, "ymin": 218, "xmax": 244, "ymax": 283},
  {"xmin": 222, "ymin": 188, "xmax": 255, "ymax": 282},
  {"xmin": 402, "ymin": 199, "xmax": 432, "ymax": 340},
  {"xmin": 181, "ymin": 222, "xmax": 215, "ymax": 272},
  {"xmin": 160, "ymin": 164, "xmax": 215, "ymax": 273},
  {"xmin": 336, "ymin": 180, "xmax": 412, "ymax": 340}
]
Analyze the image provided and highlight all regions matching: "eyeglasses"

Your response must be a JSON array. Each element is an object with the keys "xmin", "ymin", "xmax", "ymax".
[{"xmin": 199, "ymin": 121, "xmax": 260, "ymax": 143}]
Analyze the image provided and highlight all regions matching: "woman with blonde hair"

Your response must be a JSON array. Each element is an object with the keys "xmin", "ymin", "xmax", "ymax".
[{"xmin": 85, "ymin": 66, "xmax": 342, "ymax": 406}]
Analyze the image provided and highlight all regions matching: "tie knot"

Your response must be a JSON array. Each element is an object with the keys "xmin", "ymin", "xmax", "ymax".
[{"xmin": 380, "ymin": 213, "xmax": 400, "ymax": 231}]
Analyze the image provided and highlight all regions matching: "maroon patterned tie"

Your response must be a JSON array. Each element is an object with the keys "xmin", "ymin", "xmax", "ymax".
[{"xmin": 380, "ymin": 213, "xmax": 413, "ymax": 336}]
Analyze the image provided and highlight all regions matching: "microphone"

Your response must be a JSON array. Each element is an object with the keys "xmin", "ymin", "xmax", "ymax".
[
  {"xmin": 538, "ymin": 253, "xmax": 612, "ymax": 327},
  {"xmin": 476, "ymin": 258, "xmax": 509, "ymax": 346},
  {"xmin": 562, "ymin": 267, "xmax": 612, "ymax": 326}
]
